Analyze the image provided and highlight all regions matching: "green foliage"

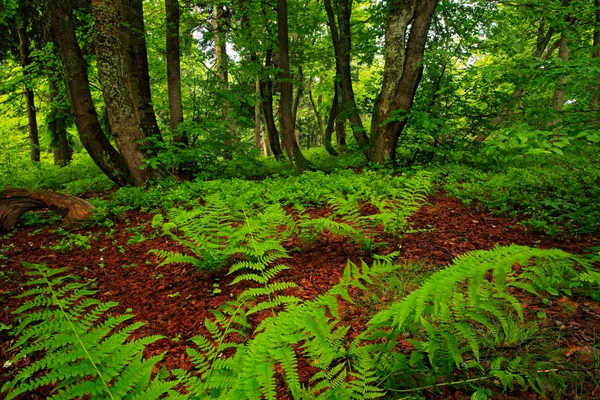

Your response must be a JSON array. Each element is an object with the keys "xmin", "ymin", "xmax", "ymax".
[
  {"xmin": 292, "ymin": 171, "xmax": 431, "ymax": 254},
  {"xmin": 49, "ymin": 229, "xmax": 93, "ymax": 252},
  {"xmin": 5, "ymin": 245, "xmax": 598, "ymax": 399},
  {"xmin": 151, "ymin": 196, "xmax": 241, "ymax": 271},
  {"xmin": 438, "ymin": 150, "xmax": 600, "ymax": 235},
  {"xmin": 0, "ymin": 153, "xmax": 113, "ymax": 195},
  {"xmin": 2, "ymin": 262, "xmax": 182, "ymax": 400},
  {"xmin": 185, "ymin": 257, "xmax": 397, "ymax": 399},
  {"xmin": 366, "ymin": 245, "xmax": 595, "ymax": 394}
]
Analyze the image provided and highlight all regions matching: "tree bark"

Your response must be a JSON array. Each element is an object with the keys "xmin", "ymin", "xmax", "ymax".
[
  {"xmin": 17, "ymin": 27, "xmax": 40, "ymax": 162},
  {"xmin": 591, "ymin": 0, "xmax": 600, "ymax": 124},
  {"xmin": 323, "ymin": 0, "xmax": 369, "ymax": 147},
  {"xmin": 257, "ymin": 50, "xmax": 284, "ymax": 159},
  {"xmin": 0, "ymin": 189, "xmax": 96, "ymax": 232},
  {"xmin": 309, "ymin": 88, "xmax": 337, "ymax": 155},
  {"xmin": 48, "ymin": 0, "xmax": 133, "ymax": 186},
  {"xmin": 277, "ymin": 0, "xmax": 310, "ymax": 172},
  {"xmin": 165, "ymin": 0, "xmax": 187, "ymax": 143},
  {"xmin": 119, "ymin": 0, "xmax": 164, "ymax": 148},
  {"xmin": 255, "ymin": 79, "xmax": 269, "ymax": 155},
  {"xmin": 48, "ymin": 77, "xmax": 73, "ymax": 166},
  {"xmin": 212, "ymin": 4, "xmax": 235, "ymax": 160},
  {"xmin": 548, "ymin": 30, "xmax": 570, "ymax": 128},
  {"xmin": 92, "ymin": 0, "xmax": 164, "ymax": 185},
  {"xmin": 292, "ymin": 66, "xmax": 304, "ymax": 146},
  {"xmin": 370, "ymin": 0, "xmax": 437, "ymax": 164}
]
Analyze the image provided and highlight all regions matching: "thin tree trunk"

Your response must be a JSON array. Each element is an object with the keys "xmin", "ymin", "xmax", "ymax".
[
  {"xmin": 17, "ymin": 27, "xmax": 40, "ymax": 162},
  {"xmin": 277, "ymin": 0, "xmax": 310, "ymax": 172},
  {"xmin": 92, "ymin": 0, "xmax": 164, "ymax": 185},
  {"xmin": 324, "ymin": 78, "xmax": 343, "ymax": 154},
  {"xmin": 48, "ymin": 0, "xmax": 133, "ymax": 186},
  {"xmin": 370, "ymin": 0, "xmax": 437, "ymax": 164},
  {"xmin": 292, "ymin": 66, "xmax": 304, "ymax": 133},
  {"xmin": 549, "ymin": 31, "xmax": 570, "ymax": 128},
  {"xmin": 120, "ymin": 0, "xmax": 164, "ymax": 148},
  {"xmin": 48, "ymin": 78, "xmax": 73, "ymax": 166},
  {"xmin": 592, "ymin": 0, "xmax": 600, "ymax": 125},
  {"xmin": 257, "ymin": 51, "xmax": 284, "ymax": 159},
  {"xmin": 255, "ymin": 79, "xmax": 269, "ymax": 155},
  {"xmin": 212, "ymin": 4, "xmax": 235, "ymax": 160},
  {"xmin": 323, "ymin": 0, "xmax": 369, "ymax": 146},
  {"xmin": 43, "ymin": 18, "xmax": 73, "ymax": 166},
  {"xmin": 309, "ymin": 88, "xmax": 336, "ymax": 155},
  {"xmin": 165, "ymin": 0, "xmax": 187, "ymax": 143}
]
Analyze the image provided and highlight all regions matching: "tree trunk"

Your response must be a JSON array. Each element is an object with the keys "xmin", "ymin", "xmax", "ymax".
[
  {"xmin": 277, "ymin": 0, "xmax": 310, "ymax": 172},
  {"xmin": 0, "ymin": 189, "xmax": 96, "ymax": 232},
  {"xmin": 43, "ymin": 17, "xmax": 73, "ymax": 166},
  {"xmin": 120, "ymin": 0, "xmax": 164, "ymax": 148},
  {"xmin": 17, "ymin": 27, "xmax": 40, "ymax": 162},
  {"xmin": 292, "ymin": 66, "xmax": 304, "ymax": 133},
  {"xmin": 591, "ymin": 0, "xmax": 600, "ymax": 125},
  {"xmin": 548, "ymin": 31, "xmax": 570, "ymax": 128},
  {"xmin": 309, "ymin": 88, "xmax": 336, "ymax": 155},
  {"xmin": 255, "ymin": 79, "xmax": 269, "ymax": 155},
  {"xmin": 258, "ymin": 50, "xmax": 284, "ymax": 159},
  {"xmin": 48, "ymin": 77, "xmax": 73, "ymax": 166},
  {"xmin": 48, "ymin": 0, "xmax": 133, "ymax": 186},
  {"xmin": 212, "ymin": 4, "xmax": 235, "ymax": 160},
  {"xmin": 324, "ymin": 0, "xmax": 369, "ymax": 147},
  {"xmin": 370, "ymin": 0, "xmax": 437, "ymax": 164},
  {"xmin": 165, "ymin": 0, "xmax": 187, "ymax": 143},
  {"xmin": 92, "ymin": 0, "xmax": 164, "ymax": 185}
]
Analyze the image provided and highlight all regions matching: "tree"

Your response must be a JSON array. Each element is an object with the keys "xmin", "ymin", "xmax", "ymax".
[
  {"xmin": 210, "ymin": 3, "xmax": 236, "ymax": 160},
  {"xmin": 16, "ymin": 5, "xmax": 40, "ymax": 162},
  {"xmin": 48, "ymin": 0, "xmax": 134, "ymax": 186},
  {"xmin": 165, "ymin": 0, "xmax": 187, "ymax": 143},
  {"xmin": 91, "ymin": 0, "xmax": 164, "ymax": 185},
  {"xmin": 323, "ymin": 0, "xmax": 369, "ymax": 147},
  {"xmin": 370, "ymin": 0, "xmax": 438, "ymax": 164},
  {"xmin": 277, "ymin": 0, "xmax": 311, "ymax": 172},
  {"xmin": 119, "ymin": 0, "xmax": 164, "ymax": 149}
]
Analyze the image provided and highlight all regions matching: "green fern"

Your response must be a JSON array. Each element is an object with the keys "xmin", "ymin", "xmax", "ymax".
[
  {"xmin": 151, "ymin": 196, "xmax": 241, "ymax": 270},
  {"xmin": 183, "ymin": 257, "xmax": 396, "ymax": 400},
  {"xmin": 362, "ymin": 245, "xmax": 593, "ymax": 393},
  {"xmin": 2, "ymin": 263, "xmax": 182, "ymax": 400}
]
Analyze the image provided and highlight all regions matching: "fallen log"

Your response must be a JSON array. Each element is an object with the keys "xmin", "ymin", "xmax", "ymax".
[{"xmin": 0, "ymin": 188, "xmax": 96, "ymax": 232}]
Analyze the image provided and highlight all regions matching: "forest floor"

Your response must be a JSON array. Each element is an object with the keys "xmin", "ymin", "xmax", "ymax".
[{"xmin": 1, "ymin": 191, "xmax": 599, "ymax": 399}]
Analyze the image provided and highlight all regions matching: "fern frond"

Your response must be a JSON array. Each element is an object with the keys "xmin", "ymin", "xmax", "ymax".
[{"xmin": 2, "ymin": 263, "xmax": 177, "ymax": 400}]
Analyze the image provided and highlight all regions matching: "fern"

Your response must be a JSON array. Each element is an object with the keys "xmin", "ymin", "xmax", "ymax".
[
  {"xmin": 2, "ymin": 263, "xmax": 182, "ymax": 400},
  {"xmin": 151, "ymin": 196, "xmax": 241, "ymax": 270},
  {"xmin": 361, "ymin": 245, "xmax": 593, "ymax": 393}
]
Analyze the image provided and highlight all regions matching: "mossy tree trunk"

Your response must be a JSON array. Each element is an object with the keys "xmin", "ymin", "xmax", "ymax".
[
  {"xmin": 91, "ymin": 0, "xmax": 165, "ymax": 185},
  {"xmin": 120, "ymin": 0, "xmax": 164, "ymax": 150},
  {"xmin": 48, "ymin": 77, "xmax": 73, "ymax": 166},
  {"xmin": 211, "ymin": 4, "xmax": 236, "ymax": 160},
  {"xmin": 48, "ymin": 0, "xmax": 134, "ymax": 186},
  {"xmin": 370, "ymin": 0, "xmax": 437, "ymax": 165},
  {"xmin": 165, "ymin": 0, "xmax": 187, "ymax": 144}
]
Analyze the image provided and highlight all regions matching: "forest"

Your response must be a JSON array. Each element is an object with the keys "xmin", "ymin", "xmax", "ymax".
[{"xmin": 0, "ymin": 0, "xmax": 599, "ymax": 398}]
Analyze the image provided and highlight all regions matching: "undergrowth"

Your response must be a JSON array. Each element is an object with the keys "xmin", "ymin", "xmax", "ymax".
[
  {"xmin": 4, "ymin": 245, "xmax": 599, "ymax": 399},
  {"xmin": 1, "ymin": 263, "xmax": 182, "ymax": 399},
  {"xmin": 437, "ymin": 149, "xmax": 600, "ymax": 235}
]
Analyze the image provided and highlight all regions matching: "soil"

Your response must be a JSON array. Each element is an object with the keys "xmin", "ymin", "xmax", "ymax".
[{"xmin": 0, "ymin": 191, "xmax": 598, "ymax": 399}]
